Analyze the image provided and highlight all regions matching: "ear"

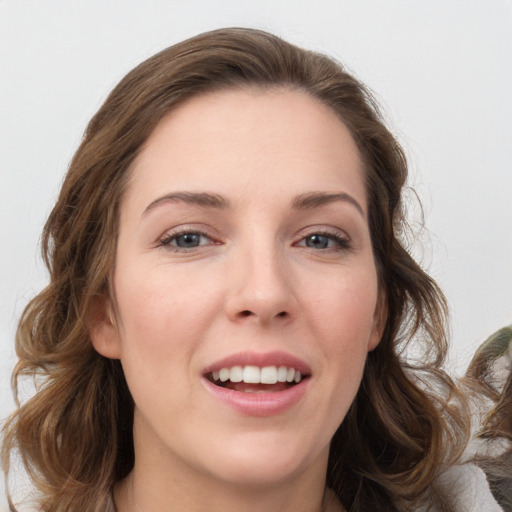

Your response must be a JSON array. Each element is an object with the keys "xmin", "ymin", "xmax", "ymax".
[
  {"xmin": 368, "ymin": 291, "xmax": 387, "ymax": 351},
  {"xmin": 87, "ymin": 294, "xmax": 122, "ymax": 359}
]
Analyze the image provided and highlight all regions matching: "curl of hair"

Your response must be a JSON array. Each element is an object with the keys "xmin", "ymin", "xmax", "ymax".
[{"xmin": 2, "ymin": 28, "xmax": 470, "ymax": 511}]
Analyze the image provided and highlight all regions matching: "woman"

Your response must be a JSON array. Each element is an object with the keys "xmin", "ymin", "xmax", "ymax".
[{"xmin": 1, "ymin": 28, "xmax": 507, "ymax": 511}]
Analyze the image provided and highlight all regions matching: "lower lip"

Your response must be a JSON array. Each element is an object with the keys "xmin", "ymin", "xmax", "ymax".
[{"xmin": 202, "ymin": 378, "xmax": 309, "ymax": 417}]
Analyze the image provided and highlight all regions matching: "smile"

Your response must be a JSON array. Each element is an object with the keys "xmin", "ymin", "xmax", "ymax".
[
  {"xmin": 212, "ymin": 365, "xmax": 302, "ymax": 385},
  {"xmin": 207, "ymin": 365, "xmax": 305, "ymax": 394},
  {"xmin": 202, "ymin": 352, "xmax": 311, "ymax": 416}
]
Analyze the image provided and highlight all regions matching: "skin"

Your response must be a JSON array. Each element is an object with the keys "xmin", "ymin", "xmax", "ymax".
[{"xmin": 91, "ymin": 88, "xmax": 384, "ymax": 512}]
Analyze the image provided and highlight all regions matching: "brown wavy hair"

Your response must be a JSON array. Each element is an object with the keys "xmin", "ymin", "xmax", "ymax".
[{"xmin": 2, "ymin": 27, "xmax": 470, "ymax": 511}]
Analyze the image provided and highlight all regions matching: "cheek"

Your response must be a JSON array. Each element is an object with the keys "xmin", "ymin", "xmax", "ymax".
[
  {"xmin": 115, "ymin": 264, "xmax": 222, "ymax": 340},
  {"xmin": 113, "ymin": 273, "xmax": 220, "ymax": 410},
  {"xmin": 302, "ymin": 269, "xmax": 378, "ymax": 412},
  {"xmin": 111, "ymin": 268, "xmax": 224, "ymax": 401},
  {"xmin": 307, "ymin": 270, "xmax": 379, "ymax": 342}
]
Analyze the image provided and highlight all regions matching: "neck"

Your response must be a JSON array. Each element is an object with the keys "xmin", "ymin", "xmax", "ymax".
[
  {"xmin": 114, "ymin": 439, "xmax": 338, "ymax": 512},
  {"xmin": 114, "ymin": 473, "xmax": 336, "ymax": 512},
  {"xmin": 113, "ymin": 411, "xmax": 344, "ymax": 512}
]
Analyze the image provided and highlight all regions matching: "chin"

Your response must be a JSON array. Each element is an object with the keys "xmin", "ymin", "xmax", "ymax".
[{"xmin": 198, "ymin": 430, "xmax": 329, "ymax": 488}]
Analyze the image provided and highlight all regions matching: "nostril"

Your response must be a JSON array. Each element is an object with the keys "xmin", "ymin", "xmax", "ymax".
[{"xmin": 235, "ymin": 310, "xmax": 288, "ymax": 320}]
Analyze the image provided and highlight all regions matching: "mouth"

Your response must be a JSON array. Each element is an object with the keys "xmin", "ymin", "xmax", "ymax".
[
  {"xmin": 205, "ymin": 365, "xmax": 309, "ymax": 393},
  {"xmin": 202, "ymin": 351, "xmax": 311, "ymax": 415}
]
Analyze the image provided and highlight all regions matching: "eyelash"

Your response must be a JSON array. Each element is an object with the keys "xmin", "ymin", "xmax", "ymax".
[
  {"xmin": 296, "ymin": 230, "xmax": 351, "ymax": 251},
  {"xmin": 157, "ymin": 228, "xmax": 351, "ymax": 252},
  {"xmin": 158, "ymin": 228, "xmax": 215, "ymax": 252}
]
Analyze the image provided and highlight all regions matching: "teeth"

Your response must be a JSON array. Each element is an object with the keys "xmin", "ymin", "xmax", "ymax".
[
  {"xmin": 230, "ymin": 366, "xmax": 243, "ymax": 383},
  {"xmin": 211, "ymin": 365, "xmax": 304, "ymax": 384},
  {"xmin": 243, "ymin": 365, "xmax": 260, "ymax": 383},
  {"xmin": 277, "ymin": 366, "xmax": 288, "ymax": 382},
  {"xmin": 260, "ymin": 366, "xmax": 278, "ymax": 384}
]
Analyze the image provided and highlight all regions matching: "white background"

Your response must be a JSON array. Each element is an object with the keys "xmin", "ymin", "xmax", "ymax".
[{"xmin": 1, "ymin": 0, "xmax": 511, "ymax": 504}]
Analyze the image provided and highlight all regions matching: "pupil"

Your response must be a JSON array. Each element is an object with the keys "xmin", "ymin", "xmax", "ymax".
[
  {"xmin": 306, "ymin": 235, "xmax": 328, "ymax": 249},
  {"xmin": 177, "ymin": 233, "xmax": 200, "ymax": 247}
]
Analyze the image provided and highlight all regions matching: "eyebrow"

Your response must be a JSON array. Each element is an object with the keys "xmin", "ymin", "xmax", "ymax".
[
  {"xmin": 142, "ymin": 190, "xmax": 364, "ymax": 218},
  {"xmin": 291, "ymin": 192, "xmax": 365, "ymax": 218},
  {"xmin": 143, "ymin": 192, "xmax": 231, "ymax": 216}
]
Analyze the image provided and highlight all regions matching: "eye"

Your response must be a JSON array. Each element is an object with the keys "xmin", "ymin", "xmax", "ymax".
[
  {"xmin": 159, "ymin": 230, "xmax": 213, "ymax": 250},
  {"xmin": 297, "ymin": 232, "xmax": 350, "ymax": 251}
]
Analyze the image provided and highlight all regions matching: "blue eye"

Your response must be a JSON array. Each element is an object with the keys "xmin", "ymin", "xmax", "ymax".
[
  {"xmin": 173, "ymin": 233, "xmax": 203, "ymax": 248},
  {"xmin": 298, "ymin": 232, "xmax": 350, "ymax": 250},
  {"xmin": 160, "ymin": 231, "xmax": 211, "ymax": 250},
  {"xmin": 305, "ymin": 234, "xmax": 331, "ymax": 249}
]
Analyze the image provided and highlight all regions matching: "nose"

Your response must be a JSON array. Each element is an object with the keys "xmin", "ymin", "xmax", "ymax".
[{"xmin": 224, "ymin": 243, "xmax": 296, "ymax": 325}]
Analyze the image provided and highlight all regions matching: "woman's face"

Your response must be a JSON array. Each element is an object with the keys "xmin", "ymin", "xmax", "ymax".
[{"xmin": 93, "ymin": 88, "xmax": 383, "ymax": 488}]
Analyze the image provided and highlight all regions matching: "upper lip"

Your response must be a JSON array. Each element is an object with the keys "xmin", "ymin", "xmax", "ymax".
[{"xmin": 202, "ymin": 351, "xmax": 312, "ymax": 376}]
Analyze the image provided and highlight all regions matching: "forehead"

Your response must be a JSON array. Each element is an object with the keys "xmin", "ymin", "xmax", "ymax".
[{"xmin": 125, "ymin": 87, "xmax": 366, "ymax": 213}]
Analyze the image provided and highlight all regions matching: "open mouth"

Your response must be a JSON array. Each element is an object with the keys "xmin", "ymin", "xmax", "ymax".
[{"xmin": 205, "ymin": 365, "xmax": 309, "ymax": 393}]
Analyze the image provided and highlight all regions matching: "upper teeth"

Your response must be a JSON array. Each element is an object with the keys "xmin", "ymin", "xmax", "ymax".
[{"xmin": 212, "ymin": 365, "xmax": 302, "ymax": 384}]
